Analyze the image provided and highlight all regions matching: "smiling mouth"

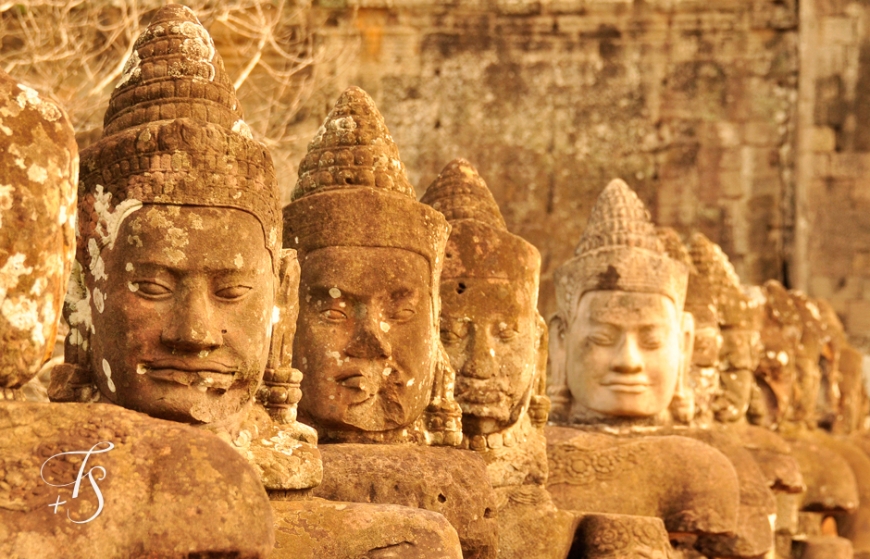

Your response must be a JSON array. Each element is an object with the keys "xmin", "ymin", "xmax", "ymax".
[
  {"xmin": 142, "ymin": 360, "xmax": 238, "ymax": 391},
  {"xmin": 601, "ymin": 380, "xmax": 651, "ymax": 394}
]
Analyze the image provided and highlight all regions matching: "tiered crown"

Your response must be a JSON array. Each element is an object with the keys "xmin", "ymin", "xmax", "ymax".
[
  {"xmin": 421, "ymin": 159, "xmax": 539, "ymax": 285},
  {"xmin": 283, "ymin": 87, "xmax": 448, "ymax": 269},
  {"xmin": 555, "ymin": 179, "xmax": 688, "ymax": 317},
  {"xmin": 78, "ymin": 4, "xmax": 279, "ymax": 259}
]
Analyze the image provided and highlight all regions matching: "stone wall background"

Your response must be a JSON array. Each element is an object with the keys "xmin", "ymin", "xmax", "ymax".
[
  {"xmin": 8, "ymin": 0, "xmax": 870, "ymax": 349},
  {"xmin": 279, "ymin": 0, "xmax": 801, "ymax": 325},
  {"xmin": 797, "ymin": 0, "xmax": 870, "ymax": 351}
]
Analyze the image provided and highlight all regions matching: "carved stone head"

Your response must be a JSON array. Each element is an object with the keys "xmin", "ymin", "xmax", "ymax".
[
  {"xmin": 50, "ymin": 5, "xmax": 287, "ymax": 431},
  {"xmin": 549, "ymin": 179, "xmax": 693, "ymax": 424},
  {"xmin": 421, "ymin": 159, "xmax": 549, "ymax": 446},
  {"xmin": 755, "ymin": 280, "xmax": 802, "ymax": 429},
  {"xmin": 0, "ymin": 70, "xmax": 77, "ymax": 399},
  {"xmin": 686, "ymin": 233, "xmax": 764, "ymax": 425},
  {"xmin": 789, "ymin": 290, "xmax": 825, "ymax": 429},
  {"xmin": 283, "ymin": 87, "xmax": 460, "ymax": 445}
]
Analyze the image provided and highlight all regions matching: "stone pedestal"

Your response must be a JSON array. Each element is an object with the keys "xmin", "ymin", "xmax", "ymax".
[
  {"xmin": 313, "ymin": 444, "xmax": 498, "ymax": 559},
  {"xmin": 271, "ymin": 498, "xmax": 462, "ymax": 559},
  {"xmin": 545, "ymin": 425, "xmax": 740, "ymax": 536},
  {"xmin": 0, "ymin": 402, "xmax": 274, "ymax": 558}
]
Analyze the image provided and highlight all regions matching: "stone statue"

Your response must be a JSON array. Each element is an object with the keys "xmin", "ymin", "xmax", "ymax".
[
  {"xmin": 50, "ymin": 4, "xmax": 319, "ymax": 489},
  {"xmin": 756, "ymin": 280, "xmax": 859, "ymax": 558},
  {"xmin": 677, "ymin": 232, "xmax": 803, "ymax": 559},
  {"xmin": 545, "ymin": 178, "xmax": 741, "ymax": 547},
  {"xmin": 47, "ymin": 7, "xmax": 463, "ymax": 558},
  {"xmin": 421, "ymin": 158, "xmax": 578, "ymax": 559},
  {"xmin": 283, "ymin": 86, "xmax": 496, "ymax": 557},
  {"xmin": 0, "ymin": 67, "xmax": 276, "ymax": 558}
]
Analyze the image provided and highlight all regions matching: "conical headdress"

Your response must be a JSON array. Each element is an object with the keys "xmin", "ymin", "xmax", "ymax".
[
  {"xmin": 283, "ymin": 86, "xmax": 449, "ymax": 270},
  {"xmin": 687, "ymin": 232, "xmax": 757, "ymax": 329},
  {"xmin": 554, "ymin": 179, "xmax": 688, "ymax": 318},
  {"xmin": 78, "ymin": 4, "xmax": 280, "ymax": 263},
  {"xmin": 661, "ymin": 229, "xmax": 718, "ymax": 328},
  {"xmin": 421, "ymin": 159, "xmax": 539, "ymax": 287}
]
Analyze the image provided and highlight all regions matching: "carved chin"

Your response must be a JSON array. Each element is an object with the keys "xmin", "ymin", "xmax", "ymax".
[
  {"xmin": 341, "ymin": 392, "xmax": 410, "ymax": 431},
  {"xmin": 456, "ymin": 399, "xmax": 514, "ymax": 422}
]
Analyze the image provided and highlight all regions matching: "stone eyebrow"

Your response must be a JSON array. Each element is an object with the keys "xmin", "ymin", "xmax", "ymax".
[{"xmin": 389, "ymin": 287, "xmax": 419, "ymax": 301}]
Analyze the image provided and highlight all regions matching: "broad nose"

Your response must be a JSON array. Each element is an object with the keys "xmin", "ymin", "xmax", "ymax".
[
  {"xmin": 161, "ymin": 284, "xmax": 223, "ymax": 353},
  {"xmin": 461, "ymin": 329, "xmax": 497, "ymax": 379},
  {"xmin": 345, "ymin": 309, "xmax": 392, "ymax": 359},
  {"xmin": 611, "ymin": 333, "xmax": 643, "ymax": 375}
]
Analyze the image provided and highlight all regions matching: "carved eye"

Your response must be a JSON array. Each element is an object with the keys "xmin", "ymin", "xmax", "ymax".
[
  {"xmin": 589, "ymin": 333, "xmax": 615, "ymax": 347},
  {"xmin": 441, "ymin": 329, "xmax": 461, "ymax": 344},
  {"xmin": 639, "ymin": 330, "xmax": 663, "ymax": 350},
  {"xmin": 136, "ymin": 281, "xmax": 171, "ymax": 298},
  {"xmin": 390, "ymin": 309, "xmax": 415, "ymax": 323},
  {"xmin": 321, "ymin": 308, "xmax": 347, "ymax": 322},
  {"xmin": 215, "ymin": 285, "xmax": 252, "ymax": 300}
]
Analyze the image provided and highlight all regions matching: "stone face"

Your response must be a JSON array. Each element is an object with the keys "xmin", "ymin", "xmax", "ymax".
[
  {"xmin": 271, "ymin": 498, "xmax": 463, "ymax": 559},
  {"xmin": 545, "ymin": 425, "xmax": 740, "ymax": 536},
  {"xmin": 0, "ymin": 49, "xmax": 274, "ymax": 559},
  {"xmin": 284, "ymin": 86, "xmax": 460, "ymax": 446},
  {"xmin": 549, "ymin": 179, "xmax": 693, "ymax": 425},
  {"xmin": 313, "ymin": 444, "xmax": 498, "ymax": 559},
  {"xmin": 421, "ymin": 159, "xmax": 549, "ymax": 485},
  {"xmin": 49, "ymin": 3, "xmax": 322, "ymax": 492},
  {"xmin": 422, "ymin": 160, "xmax": 565, "ymax": 557},
  {"xmin": 0, "ymin": 401, "xmax": 274, "ymax": 558},
  {"xmin": 0, "ymin": 69, "xmax": 77, "ymax": 396}
]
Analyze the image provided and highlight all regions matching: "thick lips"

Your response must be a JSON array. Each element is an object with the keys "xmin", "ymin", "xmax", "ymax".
[
  {"xmin": 600, "ymin": 375, "xmax": 651, "ymax": 394},
  {"xmin": 142, "ymin": 358, "xmax": 238, "ymax": 390}
]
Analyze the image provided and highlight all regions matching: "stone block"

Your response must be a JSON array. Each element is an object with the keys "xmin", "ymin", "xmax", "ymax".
[
  {"xmin": 831, "ymin": 153, "xmax": 870, "ymax": 179},
  {"xmin": 717, "ymin": 121, "xmax": 742, "ymax": 148},
  {"xmin": 821, "ymin": 16, "xmax": 856, "ymax": 45},
  {"xmin": 810, "ymin": 275, "xmax": 836, "ymax": 300},
  {"xmin": 744, "ymin": 121, "xmax": 780, "ymax": 146},
  {"xmin": 314, "ymin": 444, "xmax": 498, "ymax": 559},
  {"xmin": 719, "ymin": 170, "xmax": 746, "ymax": 199},
  {"xmin": 811, "ymin": 126, "xmax": 838, "ymax": 152},
  {"xmin": 0, "ymin": 402, "xmax": 275, "ymax": 559},
  {"xmin": 846, "ymin": 299, "xmax": 870, "ymax": 336},
  {"xmin": 813, "ymin": 153, "xmax": 832, "ymax": 178}
]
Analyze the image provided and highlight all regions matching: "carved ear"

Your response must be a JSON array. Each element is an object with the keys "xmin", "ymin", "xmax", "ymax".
[
  {"xmin": 669, "ymin": 311, "xmax": 697, "ymax": 424},
  {"xmin": 680, "ymin": 311, "xmax": 696, "ymax": 378},
  {"xmin": 50, "ymin": 261, "xmax": 98, "ymax": 403},
  {"xmin": 268, "ymin": 249, "xmax": 301, "ymax": 370},
  {"xmin": 534, "ymin": 312, "xmax": 549, "ymax": 394},
  {"xmin": 423, "ymin": 343, "xmax": 463, "ymax": 447},
  {"xmin": 547, "ymin": 313, "xmax": 571, "ymax": 422},
  {"xmin": 260, "ymin": 249, "xmax": 304, "ymax": 425},
  {"xmin": 528, "ymin": 312, "xmax": 552, "ymax": 427}
]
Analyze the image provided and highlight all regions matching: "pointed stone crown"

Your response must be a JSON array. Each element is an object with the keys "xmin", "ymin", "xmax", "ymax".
[
  {"xmin": 763, "ymin": 280, "xmax": 801, "ymax": 330},
  {"xmin": 555, "ymin": 179, "xmax": 689, "ymax": 318},
  {"xmin": 687, "ymin": 233, "xmax": 756, "ymax": 329},
  {"xmin": 78, "ymin": 4, "xmax": 280, "ymax": 260},
  {"xmin": 661, "ymin": 229, "xmax": 718, "ymax": 328},
  {"xmin": 420, "ymin": 159, "xmax": 506, "ymax": 230},
  {"xmin": 284, "ymin": 87, "xmax": 449, "ymax": 270},
  {"xmin": 421, "ymin": 159, "xmax": 540, "ymax": 285},
  {"xmin": 292, "ymin": 86, "xmax": 415, "ymax": 202}
]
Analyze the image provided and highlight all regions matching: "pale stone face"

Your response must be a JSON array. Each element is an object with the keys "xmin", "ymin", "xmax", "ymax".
[
  {"xmin": 294, "ymin": 246, "xmax": 435, "ymax": 433},
  {"xmin": 439, "ymin": 278, "xmax": 537, "ymax": 436},
  {"xmin": 88, "ymin": 205, "xmax": 274, "ymax": 424},
  {"xmin": 565, "ymin": 290, "xmax": 684, "ymax": 418}
]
